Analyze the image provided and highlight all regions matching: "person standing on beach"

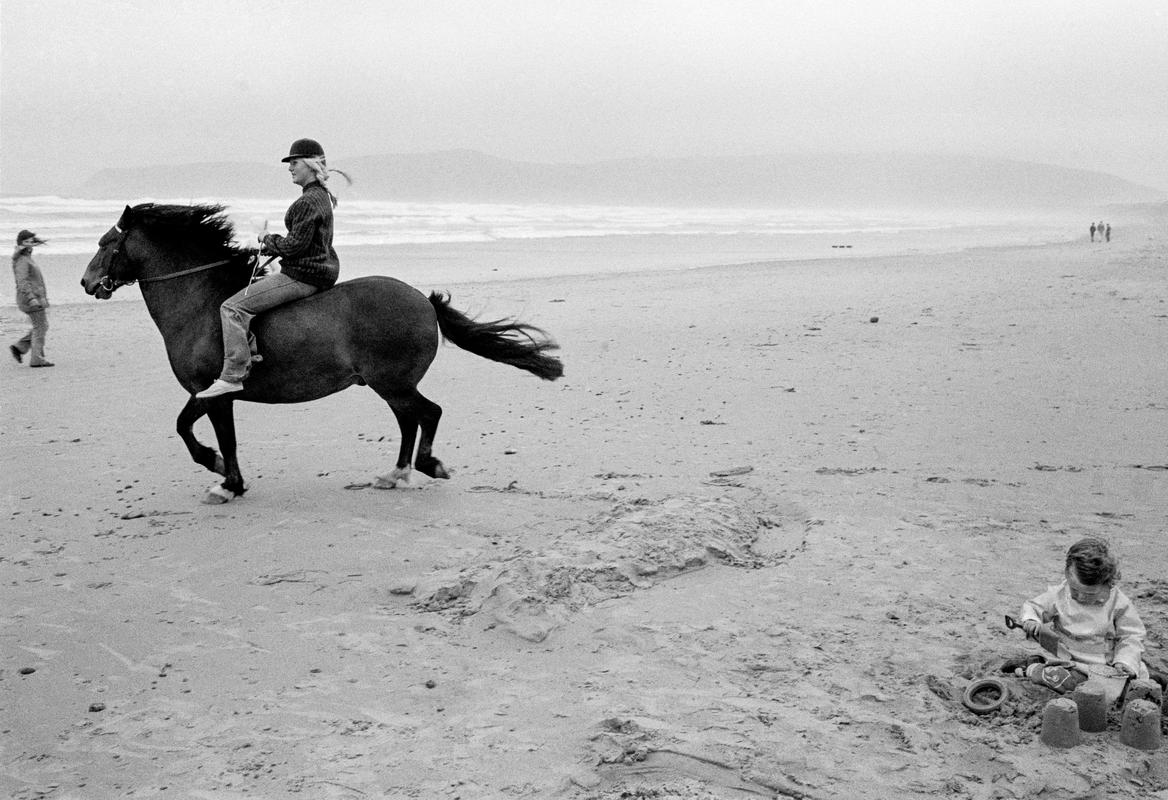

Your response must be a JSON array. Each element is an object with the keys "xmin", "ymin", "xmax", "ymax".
[
  {"xmin": 197, "ymin": 138, "xmax": 350, "ymax": 399},
  {"xmin": 1105, "ymin": 223, "xmax": 1111, "ymax": 242},
  {"xmin": 1089, "ymin": 222, "xmax": 1096, "ymax": 242},
  {"xmin": 9, "ymin": 229, "xmax": 54, "ymax": 368}
]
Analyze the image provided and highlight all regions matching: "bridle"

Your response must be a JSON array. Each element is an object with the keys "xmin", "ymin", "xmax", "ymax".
[{"xmin": 95, "ymin": 223, "xmax": 250, "ymax": 294}]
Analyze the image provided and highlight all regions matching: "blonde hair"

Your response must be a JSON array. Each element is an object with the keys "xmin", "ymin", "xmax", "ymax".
[{"xmin": 300, "ymin": 157, "xmax": 353, "ymax": 208}]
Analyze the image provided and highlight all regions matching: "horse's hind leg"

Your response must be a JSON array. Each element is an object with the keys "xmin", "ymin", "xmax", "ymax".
[
  {"xmin": 371, "ymin": 388, "xmax": 447, "ymax": 488},
  {"xmin": 177, "ymin": 397, "xmax": 224, "ymax": 476},
  {"xmin": 412, "ymin": 392, "xmax": 448, "ymax": 479},
  {"xmin": 373, "ymin": 404, "xmax": 419, "ymax": 489}
]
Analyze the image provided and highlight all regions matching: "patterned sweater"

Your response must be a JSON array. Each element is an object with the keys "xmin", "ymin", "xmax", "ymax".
[{"xmin": 264, "ymin": 182, "xmax": 339, "ymax": 288}]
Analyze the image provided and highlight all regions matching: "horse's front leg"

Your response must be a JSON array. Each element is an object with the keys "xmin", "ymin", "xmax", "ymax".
[
  {"xmin": 203, "ymin": 398, "xmax": 247, "ymax": 504},
  {"xmin": 177, "ymin": 397, "xmax": 225, "ymax": 476}
]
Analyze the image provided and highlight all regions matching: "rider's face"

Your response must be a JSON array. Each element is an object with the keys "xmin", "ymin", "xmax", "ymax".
[{"xmin": 288, "ymin": 159, "xmax": 314, "ymax": 187}]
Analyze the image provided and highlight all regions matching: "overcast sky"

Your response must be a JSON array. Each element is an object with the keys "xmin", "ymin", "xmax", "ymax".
[{"xmin": 2, "ymin": 0, "xmax": 1167, "ymax": 195}]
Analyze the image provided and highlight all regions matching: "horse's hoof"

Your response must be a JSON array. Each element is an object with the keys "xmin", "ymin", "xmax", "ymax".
[
  {"xmin": 202, "ymin": 484, "xmax": 237, "ymax": 504},
  {"xmin": 374, "ymin": 468, "xmax": 425, "ymax": 490},
  {"xmin": 417, "ymin": 458, "xmax": 450, "ymax": 480}
]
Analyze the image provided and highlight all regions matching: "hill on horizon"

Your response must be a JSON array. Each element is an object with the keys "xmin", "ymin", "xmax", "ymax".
[{"xmin": 77, "ymin": 151, "xmax": 1166, "ymax": 210}]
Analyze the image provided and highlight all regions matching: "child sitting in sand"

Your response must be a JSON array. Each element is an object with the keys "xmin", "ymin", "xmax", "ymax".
[{"xmin": 1011, "ymin": 537, "xmax": 1156, "ymax": 700}]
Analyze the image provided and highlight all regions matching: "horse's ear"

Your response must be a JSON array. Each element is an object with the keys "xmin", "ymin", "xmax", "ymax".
[{"xmin": 118, "ymin": 205, "xmax": 133, "ymax": 228}]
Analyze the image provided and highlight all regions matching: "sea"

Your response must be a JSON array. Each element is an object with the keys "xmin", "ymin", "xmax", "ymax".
[{"xmin": 1, "ymin": 195, "xmax": 1080, "ymax": 306}]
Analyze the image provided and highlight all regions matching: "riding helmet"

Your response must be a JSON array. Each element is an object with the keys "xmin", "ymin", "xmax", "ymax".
[{"xmin": 282, "ymin": 138, "xmax": 326, "ymax": 162}]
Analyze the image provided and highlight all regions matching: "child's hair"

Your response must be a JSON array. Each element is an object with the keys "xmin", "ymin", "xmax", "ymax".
[{"xmin": 1065, "ymin": 537, "xmax": 1119, "ymax": 585}]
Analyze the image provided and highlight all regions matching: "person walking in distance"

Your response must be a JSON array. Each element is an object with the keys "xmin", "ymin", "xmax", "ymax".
[{"xmin": 10, "ymin": 229, "xmax": 54, "ymax": 368}]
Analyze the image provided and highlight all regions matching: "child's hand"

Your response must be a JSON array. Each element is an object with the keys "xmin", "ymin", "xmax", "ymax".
[
  {"xmin": 1022, "ymin": 620, "xmax": 1040, "ymax": 637},
  {"xmin": 1112, "ymin": 662, "xmax": 1136, "ymax": 677}
]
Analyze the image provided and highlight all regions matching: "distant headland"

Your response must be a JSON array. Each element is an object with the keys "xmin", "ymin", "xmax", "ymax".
[{"xmin": 74, "ymin": 150, "xmax": 1167, "ymax": 210}]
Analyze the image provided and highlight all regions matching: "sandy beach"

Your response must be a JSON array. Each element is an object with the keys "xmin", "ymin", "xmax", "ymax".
[{"xmin": 3, "ymin": 216, "xmax": 1167, "ymax": 798}]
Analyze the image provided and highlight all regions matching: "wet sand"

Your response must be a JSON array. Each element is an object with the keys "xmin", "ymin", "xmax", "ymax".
[{"xmin": 2, "ymin": 218, "xmax": 1167, "ymax": 798}]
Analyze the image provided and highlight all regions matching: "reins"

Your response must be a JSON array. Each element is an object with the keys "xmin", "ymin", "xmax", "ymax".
[{"xmin": 137, "ymin": 258, "xmax": 234, "ymax": 284}]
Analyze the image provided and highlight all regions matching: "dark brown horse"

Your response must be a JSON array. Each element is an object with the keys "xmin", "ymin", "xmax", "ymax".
[{"xmin": 80, "ymin": 203, "xmax": 562, "ymax": 503}]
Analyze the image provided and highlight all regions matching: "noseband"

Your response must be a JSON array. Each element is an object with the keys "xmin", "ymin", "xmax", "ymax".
[
  {"xmin": 96, "ymin": 224, "xmax": 243, "ymax": 294},
  {"xmin": 95, "ymin": 225, "xmax": 131, "ymax": 293}
]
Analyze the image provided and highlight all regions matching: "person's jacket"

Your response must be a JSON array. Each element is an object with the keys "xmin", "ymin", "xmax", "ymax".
[
  {"xmin": 12, "ymin": 247, "xmax": 48, "ymax": 313},
  {"xmin": 1021, "ymin": 580, "xmax": 1147, "ymax": 676}
]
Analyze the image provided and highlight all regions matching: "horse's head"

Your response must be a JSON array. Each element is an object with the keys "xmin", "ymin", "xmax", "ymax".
[
  {"xmin": 81, "ymin": 202, "xmax": 237, "ymax": 299},
  {"xmin": 81, "ymin": 206, "xmax": 138, "ymax": 300}
]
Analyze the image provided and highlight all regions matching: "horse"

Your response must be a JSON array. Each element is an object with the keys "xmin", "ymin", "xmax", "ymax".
[{"xmin": 80, "ymin": 203, "xmax": 563, "ymax": 504}]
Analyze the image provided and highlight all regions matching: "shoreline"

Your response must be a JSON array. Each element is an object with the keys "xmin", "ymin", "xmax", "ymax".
[{"xmin": 5, "ymin": 219, "xmax": 1120, "ymax": 309}]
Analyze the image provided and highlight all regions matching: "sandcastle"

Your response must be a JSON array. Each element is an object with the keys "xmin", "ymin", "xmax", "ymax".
[
  {"xmin": 1119, "ymin": 699, "xmax": 1162, "ymax": 751},
  {"xmin": 1040, "ymin": 697, "xmax": 1081, "ymax": 748}
]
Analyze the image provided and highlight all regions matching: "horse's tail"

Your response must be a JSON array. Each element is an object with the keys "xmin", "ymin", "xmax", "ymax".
[{"xmin": 429, "ymin": 291, "xmax": 564, "ymax": 381}]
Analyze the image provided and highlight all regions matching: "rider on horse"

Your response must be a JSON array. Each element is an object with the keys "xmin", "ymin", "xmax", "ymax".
[{"xmin": 197, "ymin": 138, "xmax": 350, "ymax": 399}]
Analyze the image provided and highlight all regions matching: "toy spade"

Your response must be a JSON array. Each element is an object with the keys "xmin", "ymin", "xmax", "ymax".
[{"xmin": 1004, "ymin": 614, "xmax": 1060, "ymax": 655}]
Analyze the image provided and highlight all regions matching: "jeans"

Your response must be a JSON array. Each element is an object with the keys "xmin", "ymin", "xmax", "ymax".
[
  {"xmin": 14, "ymin": 309, "xmax": 49, "ymax": 365},
  {"xmin": 217, "ymin": 273, "xmax": 318, "ymax": 383}
]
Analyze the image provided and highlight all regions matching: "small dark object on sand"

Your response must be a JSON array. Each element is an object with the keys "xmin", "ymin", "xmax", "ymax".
[
  {"xmin": 710, "ymin": 466, "xmax": 753, "ymax": 478},
  {"xmin": 1000, "ymin": 654, "xmax": 1045, "ymax": 674},
  {"xmin": 963, "ymin": 677, "xmax": 1008, "ymax": 715}
]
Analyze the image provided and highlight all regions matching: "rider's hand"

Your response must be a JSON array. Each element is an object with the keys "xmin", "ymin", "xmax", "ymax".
[{"xmin": 1022, "ymin": 620, "xmax": 1040, "ymax": 637}]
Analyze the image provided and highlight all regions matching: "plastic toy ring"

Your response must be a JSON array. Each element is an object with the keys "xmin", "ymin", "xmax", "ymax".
[{"xmin": 962, "ymin": 677, "xmax": 1009, "ymax": 714}]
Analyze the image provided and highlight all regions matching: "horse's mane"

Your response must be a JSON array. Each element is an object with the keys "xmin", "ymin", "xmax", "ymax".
[{"xmin": 129, "ymin": 203, "xmax": 253, "ymax": 279}]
